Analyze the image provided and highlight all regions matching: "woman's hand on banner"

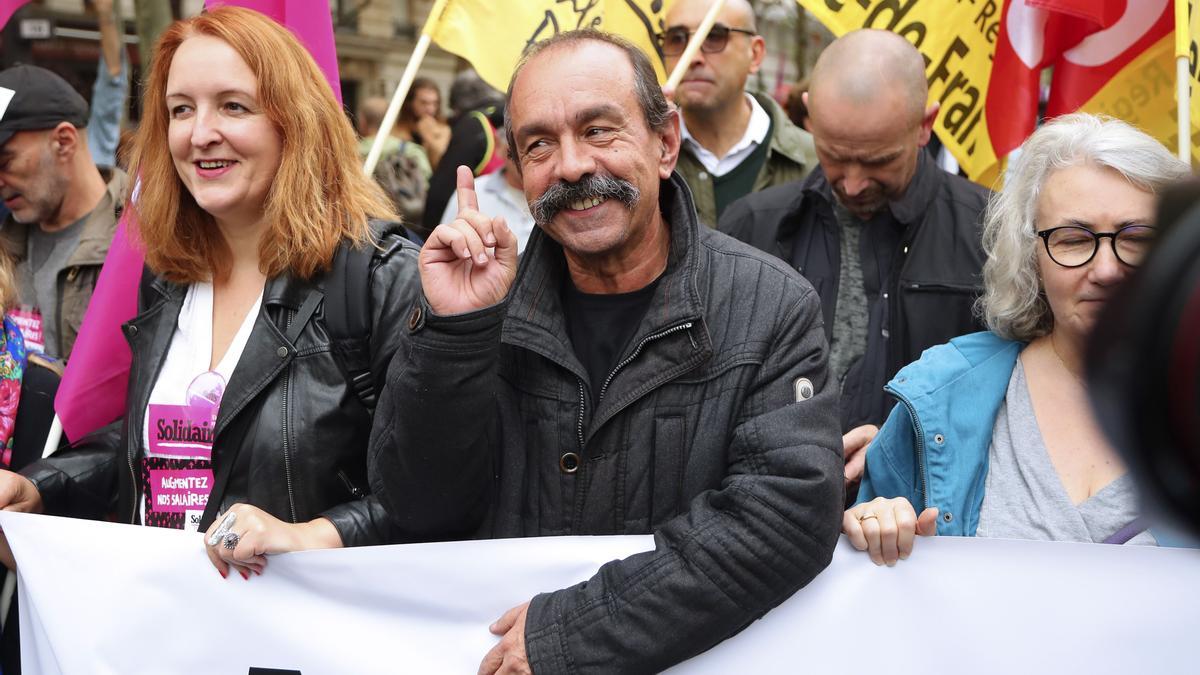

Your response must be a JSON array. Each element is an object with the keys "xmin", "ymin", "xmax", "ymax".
[
  {"xmin": 843, "ymin": 497, "xmax": 938, "ymax": 566},
  {"xmin": 0, "ymin": 470, "xmax": 45, "ymax": 570},
  {"xmin": 203, "ymin": 503, "xmax": 343, "ymax": 580}
]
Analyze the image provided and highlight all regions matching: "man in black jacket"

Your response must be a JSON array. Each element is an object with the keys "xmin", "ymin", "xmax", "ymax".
[
  {"xmin": 368, "ymin": 30, "xmax": 842, "ymax": 674},
  {"xmin": 720, "ymin": 30, "xmax": 989, "ymax": 484}
]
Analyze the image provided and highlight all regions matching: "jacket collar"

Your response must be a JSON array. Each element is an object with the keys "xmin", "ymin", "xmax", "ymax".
[
  {"xmin": 133, "ymin": 268, "xmax": 318, "ymax": 446},
  {"xmin": 756, "ymin": 92, "xmax": 814, "ymax": 170},
  {"xmin": 800, "ymin": 148, "xmax": 943, "ymax": 228},
  {"xmin": 502, "ymin": 173, "xmax": 711, "ymax": 383},
  {"xmin": 146, "ymin": 266, "xmax": 314, "ymax": 311}
]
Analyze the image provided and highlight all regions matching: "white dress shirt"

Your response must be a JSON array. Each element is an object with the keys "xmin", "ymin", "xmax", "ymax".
[{"xmin": 678, "ymin": 93, "xmax": 771, "ymax": 177}]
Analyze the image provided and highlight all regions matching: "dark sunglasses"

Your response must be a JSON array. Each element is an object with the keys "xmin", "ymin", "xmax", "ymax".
[{"xmin": 657, "ymin": 24, "xmax": 756, "ymax": 56}]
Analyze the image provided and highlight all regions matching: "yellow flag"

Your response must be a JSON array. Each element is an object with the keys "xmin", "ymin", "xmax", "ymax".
[
  {"xmin": 426, "ymin": 0, "xmax": 668, "ymax": 93},
  {"xmin": 1077, "ymin": 34, "xmax": 1179, "ymax": 160},
  {"xmin": 795, "ymin": 1, "xmax": 1002, "ymax": 183},
  {"xmin": 1189, "ymin": 0, "xmax": 1200, "ymax": 162}
]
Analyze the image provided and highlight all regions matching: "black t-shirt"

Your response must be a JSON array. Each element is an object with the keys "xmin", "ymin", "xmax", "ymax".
[{"xmin": 563, "ymin": 275, "xmax": 661, "ymax": 402}]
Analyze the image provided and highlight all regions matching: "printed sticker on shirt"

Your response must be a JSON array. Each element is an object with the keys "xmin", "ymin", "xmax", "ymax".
[
  {"xmin": 142, "ymin": 457, "xmax": 212, "ymax": 531},
  {"xmin": 147, "ymin": 469, "xmax": 212, "ymax": 512},
  {"xmin": 8, "ymin": 306, "xmax": 44, "ymax": 353},
  {"xmin": 148, "ymin": 403, "xmax": 216, "ymax": 459}
]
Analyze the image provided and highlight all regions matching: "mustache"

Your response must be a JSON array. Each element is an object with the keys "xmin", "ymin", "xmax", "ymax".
[{"xmin": 530, "ymin": 174, "xmax": 640, "ymax": 226}]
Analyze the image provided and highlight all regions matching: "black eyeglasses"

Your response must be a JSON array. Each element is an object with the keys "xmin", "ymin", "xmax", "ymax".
[
  {"xmin": 657, "ymin": 24, "xmax": 757, "ymax": 56},
  {"xmin": 1035, "ymin": 225, "xmax": 1157, "ymax": 268}
]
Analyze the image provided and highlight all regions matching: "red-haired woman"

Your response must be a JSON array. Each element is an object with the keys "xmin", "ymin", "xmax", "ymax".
[{"xmin": 0, "ymin": 6, "xmax": 420, "ymax": 579}]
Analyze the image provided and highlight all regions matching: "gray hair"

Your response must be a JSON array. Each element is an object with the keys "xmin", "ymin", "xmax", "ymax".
[
  {"xmin": 979, "ymin": 113, "xmax": 1191, "ymax": 341},
  {"xmin": 503, "ymin": 29, "xmax": 672, "ymax": 167}
]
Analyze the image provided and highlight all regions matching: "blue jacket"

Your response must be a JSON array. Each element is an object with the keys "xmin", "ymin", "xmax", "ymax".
[{"xmin": 856, "ymin": 331, "xmax": 1022, "ymax": 536}]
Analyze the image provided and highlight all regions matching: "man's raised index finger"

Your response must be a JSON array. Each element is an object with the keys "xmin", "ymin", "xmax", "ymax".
[{"xmin": 456, "ymin": 165, "xmax": 480, "ymax": 214}]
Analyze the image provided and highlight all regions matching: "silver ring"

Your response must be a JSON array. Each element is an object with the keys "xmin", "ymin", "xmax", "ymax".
[
  {"xmin": 207, "ymin": 512, "xmax": 237, "ymax": 547},
  {"xmin": 222, "ymin": 532, "xmax": 241, "ymax": 551}
]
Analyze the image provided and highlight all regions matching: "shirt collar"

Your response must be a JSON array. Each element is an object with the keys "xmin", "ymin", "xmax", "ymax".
[{"xmin": 679, "ymin": 92, "xmax": 770, "ymax": 159}]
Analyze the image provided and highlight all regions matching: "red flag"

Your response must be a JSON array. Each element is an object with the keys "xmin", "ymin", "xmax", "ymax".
[
  {"xmin": 1044, "ymin": 0, "xmax": 1172, "ymax": 120},
  {"xmin": 54, "ymin": 3, "xmax": 342, "ymax": 442},
  {"xmin": 986, "ymin": 0, "xmax": 1172, "ymax": 159},
  {"xmin": 0, "ymin": 1, "xmax": 31, "ymax": 30}
]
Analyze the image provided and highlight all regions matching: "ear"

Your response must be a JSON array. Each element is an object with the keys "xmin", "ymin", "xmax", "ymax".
[
  {"xmin": 747, "ymin": 35, "xmax": 766, "ymax": 75},
  {"xmin": 49, "ymin": 122, "xmax": 81, "ymax": 159},
  {"xmin": 917, "ymin": 102, "xmax": 939, "ymax": 147},
  {"xmin": 657, "ymin": 108, "xmax": 682, "ymax": 179}
]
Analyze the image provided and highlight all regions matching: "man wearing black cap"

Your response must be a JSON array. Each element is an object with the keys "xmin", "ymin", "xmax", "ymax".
[{"xmin": 0, "ymin": 65, "xmax": 128, "ymax": 359}]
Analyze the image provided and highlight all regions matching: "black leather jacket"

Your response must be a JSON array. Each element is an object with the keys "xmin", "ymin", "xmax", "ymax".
[{"xmin": 23, "ymin": 227, "xmax": 422, "ymax": 547}]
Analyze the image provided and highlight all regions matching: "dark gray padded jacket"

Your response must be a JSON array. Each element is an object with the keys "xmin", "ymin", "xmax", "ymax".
[{"xmin": 369, "ymin": 174, "xmax": 844, "ymax": 673}]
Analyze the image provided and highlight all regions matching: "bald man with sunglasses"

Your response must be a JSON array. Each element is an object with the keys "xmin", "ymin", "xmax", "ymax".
[{"xmin": 662, "ymin": 0, "xmax": 817, "ymax": 228}]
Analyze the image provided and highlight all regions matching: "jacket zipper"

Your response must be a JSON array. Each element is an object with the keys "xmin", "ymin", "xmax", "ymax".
[
  {"xmin": 575, "ymin": 379, "xmax": 586, "ymax": 450},
  {"xmin": 576, "ymin": 322, "xmax": 696, "ymax": 447},
  {"xmin": 127, "ymin": 355, "xmax": 140, "ymax": 524},
  {"xmin": 127, "ymin": 438, "xmax": 139, "ymax": 524},
  {"xmin": 281, "ymin": 365, "xmax": 298, "ymax": 523},
  {"xmin": 884, "ymin": 383, "xmax": 929, "ymax": 511}
]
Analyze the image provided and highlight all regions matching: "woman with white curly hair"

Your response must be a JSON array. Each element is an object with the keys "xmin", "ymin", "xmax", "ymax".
[{"xmin": 842, "ymin": 113, "xmax": 1190, "ymax": 564}]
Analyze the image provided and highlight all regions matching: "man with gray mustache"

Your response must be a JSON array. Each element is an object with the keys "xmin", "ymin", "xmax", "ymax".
[{"xmin": 368, "ymin": 29, "xmax": 842, "ymax": 674}]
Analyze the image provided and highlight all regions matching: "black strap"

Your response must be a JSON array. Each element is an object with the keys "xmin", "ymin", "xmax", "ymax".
[
  {"xmin": 286, "ymin": 291, "xmax": 323, "ymax": 345},
  {"xmin": 324, "ymin": 239, "xmax": 376, "ymax": 409}
]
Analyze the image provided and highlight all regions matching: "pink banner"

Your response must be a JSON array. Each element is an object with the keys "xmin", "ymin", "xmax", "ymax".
[
  {"xmin": 0, "ymin": 0, "xmax": 31, "ymax": 31},
  {"xmin": 53, "ymin": 219, "xmax": 141, "ymax": 443}
]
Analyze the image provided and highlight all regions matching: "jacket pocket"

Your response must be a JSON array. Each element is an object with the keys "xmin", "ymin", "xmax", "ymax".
[{"xmin": 898, "ymin": 282, "xmax": 985, "ymax": 359}]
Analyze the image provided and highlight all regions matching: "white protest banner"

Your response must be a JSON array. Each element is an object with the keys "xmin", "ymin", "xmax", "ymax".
[{"xmin": 2, "ymin": 511, "xmax": 1198, "ymax": 674}]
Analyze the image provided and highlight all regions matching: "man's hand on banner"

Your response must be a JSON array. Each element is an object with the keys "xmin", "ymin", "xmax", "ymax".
[
  {"xmin": 420, "ymin": 166, "xmax": 520, "ymax": 316},
  {"xmin": 0, "ymin": 470, "xmax": 45, "ymax": 570},
  {"xmin": 479, "ymin": 600, "xmax": 531, "ymax": 675},
  {"xmin": 202, "ymin": 503, "xmax": 343, "ymax": 580},
  {"xmin": 843, "ymin": 497, "xmax": 938, "ymax": 566}
]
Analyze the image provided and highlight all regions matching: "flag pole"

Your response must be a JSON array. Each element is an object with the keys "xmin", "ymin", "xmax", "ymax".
[
  {"xmin": 1176, "ymin": 0, "xmax": 1190, "ymax": 163},
  {"xmin": 364, "ymin": 0, "xmax": 451, "ymax": 175},
  {"xmin": 664, "ymin": 0, "xmax": 728, "ymax": 92},
  {"xmin": 41, "ymin": 416, "xmax": 62, "ymax": 459}
]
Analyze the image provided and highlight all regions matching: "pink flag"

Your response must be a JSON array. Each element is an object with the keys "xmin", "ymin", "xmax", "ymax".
[
  {"xmin": 54, "ymin": 220, "xmax": 142, "ymax": 442},
  {"xmin": 0, "ymin": 1, "xmax": 31, "ymax": 30},
  {"xmin": 55, "ymin": 2, "xmax": 342, "ymax": 442},
  {"xmin": 206, "ymin": 0, "xmax": 342, "ymax": 103}
]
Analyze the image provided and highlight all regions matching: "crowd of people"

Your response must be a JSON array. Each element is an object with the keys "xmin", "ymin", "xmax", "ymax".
[{"xmin": 0, "ymin": 0, "xmax": 1194, "ymax": 672}]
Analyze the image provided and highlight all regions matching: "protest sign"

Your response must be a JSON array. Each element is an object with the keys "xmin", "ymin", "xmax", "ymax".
[{"xmin": 3, "ymin": 511, "xmax": 1197, "ymax": 674}]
